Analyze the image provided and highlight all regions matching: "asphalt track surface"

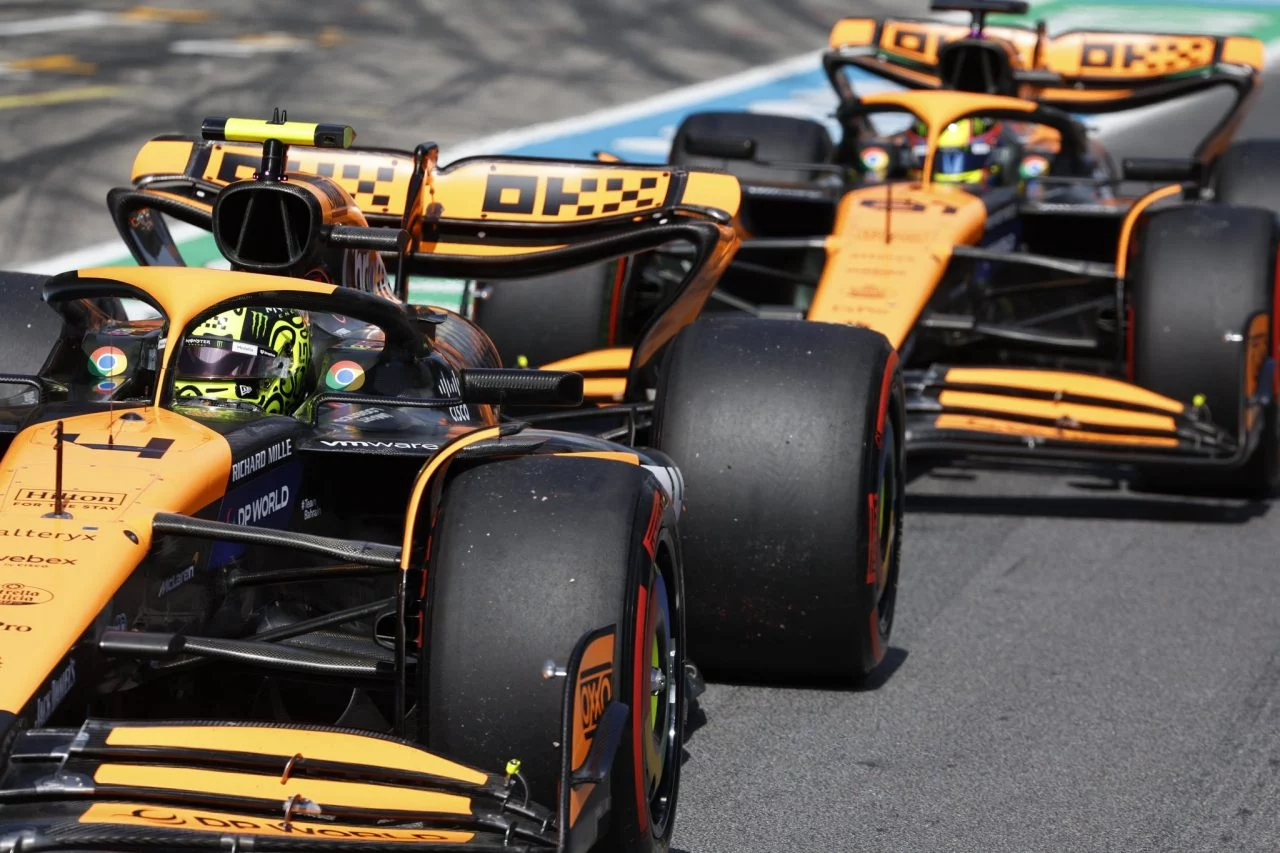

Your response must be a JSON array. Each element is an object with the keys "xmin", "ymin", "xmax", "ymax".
[{"xmin": 5, "ymin": 2, "xmax": 1280, "ymax": 851}]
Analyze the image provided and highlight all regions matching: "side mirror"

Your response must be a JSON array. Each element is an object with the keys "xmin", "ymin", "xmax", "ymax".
[{"xmin": 460, "ymin": 368, "xmax": 584, "ymax": 406}]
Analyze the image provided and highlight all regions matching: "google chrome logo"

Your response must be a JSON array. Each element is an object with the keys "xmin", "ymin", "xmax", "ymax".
[
  {"xmin": 90, "ymin": 346, "xmax": 128, "ymax": 378},
  {"xmin": 326, "ymin": 360, "xmax": 365, "ymax": 391}
]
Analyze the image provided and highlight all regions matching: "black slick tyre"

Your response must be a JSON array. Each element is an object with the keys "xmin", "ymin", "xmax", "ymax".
[
  {"xmin": 651, "ymin": 317, "xmax": 905, "ymax": 684},
  {"xmin": 422, "ymin": 454, "xmax": 684, "ymax": 853},
  {"xmin": 1129, "ymin": 203, "xmax": 1280, "ymax": 496},
  {"xmin": 470, "ymin": 262, "xmax": 622, "ymax": 368},
  {"xmin": 1212, "ymin": 139, "xmax": 1280, "ymax": 212}
]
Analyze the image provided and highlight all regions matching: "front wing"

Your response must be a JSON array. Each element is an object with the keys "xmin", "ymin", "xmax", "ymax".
[
  {"xmin": 0, "ymin": 625, "xmax": 626, "ymax": 853},
  {"xmin": 905, "ymin": 364, "xmax": 1270, "ymax": 468}
]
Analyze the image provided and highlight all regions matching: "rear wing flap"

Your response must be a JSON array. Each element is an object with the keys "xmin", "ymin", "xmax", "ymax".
[
  {"xmin": 122, "ymin": 136, "xmax": 741, "ymax": 232},
  {"xmin": 112, "ymin": 138, "xmax": 743, "ymax": 381},
  {"xmin": 825, "ymin": 16, "xmax": 1263, "ymax": 158}
]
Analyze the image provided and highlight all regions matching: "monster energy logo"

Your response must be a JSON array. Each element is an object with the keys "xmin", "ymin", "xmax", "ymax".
[{"xmin": 250, "ymin": 312, "xmax": 269, "ymax": 338}]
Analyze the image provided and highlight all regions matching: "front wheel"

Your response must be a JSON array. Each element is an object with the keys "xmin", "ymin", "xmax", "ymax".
[
  {"xmin": 652, "ymin": 316, "xmax": 905, "ymax": 684},
  {"xmin": 422, "ymin": 454, "xmax": 685, "ymax": 852},
  {"xmin": 1129, "ymin": 203, "xmax": 1280, "ymax": 496}
]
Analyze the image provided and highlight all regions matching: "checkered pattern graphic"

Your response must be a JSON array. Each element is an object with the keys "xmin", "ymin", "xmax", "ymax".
[
  {"xmin": 1129, "ymin": 37, "xmax": 1213, "ymax": 73},
  {"xmin": 1074, "ymin": 34, "xmax": 1215, "ymax": 77},
  {"xmin": 286, "ymin": 154, "xmax": 405, "ymax": 211},
  {"xmin": 548, "ymin": 174, "xmax": 662, "ymax": 217}
]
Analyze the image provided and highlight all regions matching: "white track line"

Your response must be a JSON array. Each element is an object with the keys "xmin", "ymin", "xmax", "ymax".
[
  {"xmin": 0, "ymin": 11, "xmax": 114, "ymax": 37},
  {"xmin": 443, "ymin": 50, "xmax": 825, "ymax": 161}
]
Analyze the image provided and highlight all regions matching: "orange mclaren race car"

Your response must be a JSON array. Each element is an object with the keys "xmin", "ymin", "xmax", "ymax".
[
  {"xmin": 104, "ymin": 114, "xmax": 904, "ymax": 700},
  {"xmin": 468, "ymin": 0, "xmax": 1280, "ymax": 499},
  {"xmin": 0, "ymin": 123, "xmax": 769, "ymax": 853}
]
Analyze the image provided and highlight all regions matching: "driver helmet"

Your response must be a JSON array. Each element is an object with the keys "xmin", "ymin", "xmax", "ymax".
[
  {"xmin": 907, "ymin": 117, "xmax": 1006, "ymax": 186},
  {"xmin": 175, "ymin": 306, "xmax": 312, "ymax": 414}
]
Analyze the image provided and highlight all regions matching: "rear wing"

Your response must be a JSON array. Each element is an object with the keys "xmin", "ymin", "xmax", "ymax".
[
  {"xmin": 120, "ymin": 135, "xmax": 740, "ymax": 226},
  {"xmin": 825, "ymin": 16, "xmax": 1264, "ymax": 159},
  {"xmin": 109, "ymin": 136, "xmax": 742, "ymax": 379}
]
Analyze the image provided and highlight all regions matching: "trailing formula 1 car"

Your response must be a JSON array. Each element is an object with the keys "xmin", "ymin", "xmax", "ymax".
[
  {"xmin": 103, "ymin": 113, "xmax": 905, "ymax": 693},
  {"xmin": 467, "ymin": 0, "xmax": 1280, "ymax": 498}
]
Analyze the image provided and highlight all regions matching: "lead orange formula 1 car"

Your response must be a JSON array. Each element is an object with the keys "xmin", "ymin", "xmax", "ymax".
[
  {"xmin": 102, "ymin": 114, "xmax": 905, "ymax": 700},
  {"xmin": 0, "ymin": 266, "xmax": 684, "ymax": 851},
  {"xmin": 0, "ymin": 124, "xmax": 781, "ymax": 852},
  {"xmin": 469, "ymin": 0, "xmax": 1280, "ymax": 501}
]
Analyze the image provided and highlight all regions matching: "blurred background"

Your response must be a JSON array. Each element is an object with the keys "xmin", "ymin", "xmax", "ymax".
[
  {"xmin": 7, "ymin": 3, "xmax": 1280, "ymax": 851},
  {"xmin": 0, "ymin": 0, "xmax": 907, "ymax": 265}
]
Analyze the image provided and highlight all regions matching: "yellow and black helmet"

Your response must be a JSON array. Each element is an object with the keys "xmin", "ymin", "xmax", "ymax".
[{"xmin": 174, "ymin": 306, "xmax": 312, "ymax": 414}]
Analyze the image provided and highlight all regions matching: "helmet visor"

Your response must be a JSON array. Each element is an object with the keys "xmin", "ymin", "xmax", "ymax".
[
  {"xmin": 936, "ymin": 147, "xmax": 991, "ymax": 176},
  {"xmin": 178, "ymin": 338, "xmax": 284, "ymax": 380}
]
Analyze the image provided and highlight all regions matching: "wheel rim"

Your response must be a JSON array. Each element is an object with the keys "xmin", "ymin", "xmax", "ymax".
[
  {"xmin": 640, "ymin": 565, "xmax": 678, "ymax": 834},
  {"xmin": 874, "ymin": 421, "xmax": 900, "ymax": 640}
]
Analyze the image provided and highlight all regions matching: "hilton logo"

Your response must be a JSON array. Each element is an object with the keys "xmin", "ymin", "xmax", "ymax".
[{"xmin": 13, "ymin": 489, "xmax": 126, "ymax": 511}]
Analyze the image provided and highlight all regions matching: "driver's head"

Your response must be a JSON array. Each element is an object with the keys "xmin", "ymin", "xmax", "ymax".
[
  {"xmin": 175, "ymin": 306, "xmax": 311, "ymax": 414},
  {"xmin": 931, "ymin": 117, "xmax": 1005, "ymax": 185}
]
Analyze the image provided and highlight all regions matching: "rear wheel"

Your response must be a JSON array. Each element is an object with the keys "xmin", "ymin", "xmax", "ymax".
[
  {"xmin": 651, "ymin": 316, "xmax": 904, "ymax": 684},
  {"xmin": 1212, "ymin": 139, "xmax": 1280, "ymax": 213},
  {"xmin": 668, "ymin": 111, "xmax": 834, "ymax": 184},
  {"xmin": 1129, "ymin": 203, "xmax": 1280, "ymax": 496},
  {"xmin": 422, "ymin": 454, "xmax": 684, "ymax": 852},
  {"xmin": 669, "ymin": 112, "xmax": 835, "ymax": 307},
  {"xmin": 469, "ymin": 262, "xmax": 623, "ymax": 368}
]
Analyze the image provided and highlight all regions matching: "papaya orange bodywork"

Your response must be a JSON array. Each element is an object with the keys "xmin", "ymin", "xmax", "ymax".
[
  {"xmin": 130, "ymin": 139, "xmax": 196, "ymax": 180},
  {"xmin": 569, "ymin": 630, "xmax": 615, "ymax": 826},
  {"xmin": 543, "ymin": 348, "xmax": 633, "ymax": 374},
  {"xmin": 937, "ymin": 390, "xmax": 1178, "ymax": 432},
  {"xmin": 130, "ymin": 140, "xmax": 743, "ymax": 228},
  {"xmin": 942, "ymin": 368, "xmax": 1186, "ymax": 413},
  {"xmin": 0, "ymin": 268, "xmax": 331, "ymax": 720},
  {"xmin": 93, "ymin": 764, "xmax": 472, "ymax": 814},
  {"xmin": 104, "ymin": 725, "xmax": 487, "ymax": 785},
  {"xmin": 0, "ymin": 409, "xmax": 231, "ymax": 716},
  {"xmin": 1115, "ymin": 184, "xmax": 1183, "ymax": 278},
  {"xmin": 807, "ymin": 182, "xmax": 986, "ymax": 348},
  {"xmin": 934, "ymin": 414, "xmax": 1180, "ymax": 447}
]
